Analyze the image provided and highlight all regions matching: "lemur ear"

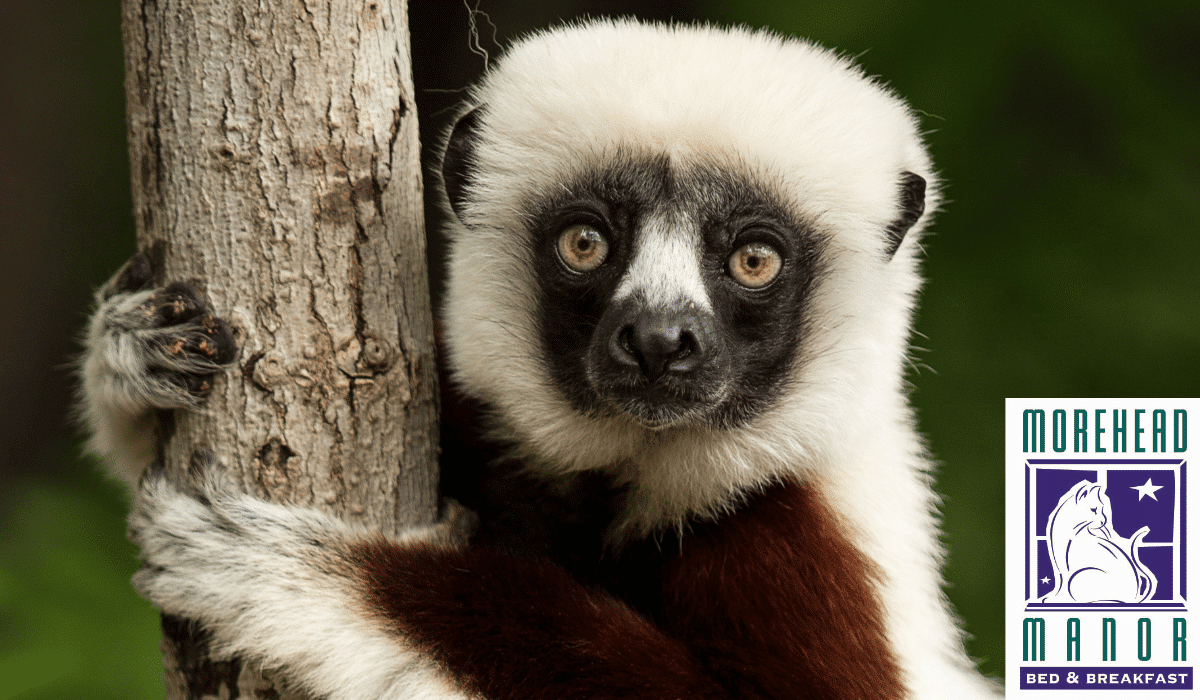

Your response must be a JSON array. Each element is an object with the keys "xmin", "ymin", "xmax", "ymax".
[
  {"xmin": 442, "ymin": 106, "xmax": 485, "ymax": 224},
  {"xmin": 883, "ymin": 171, "xmax": 926, "ymax": 259}
]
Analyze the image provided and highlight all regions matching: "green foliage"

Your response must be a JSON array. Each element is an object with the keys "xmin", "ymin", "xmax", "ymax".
[{"xmin": 1, "ymin": 457, "xmax": 163, "ymax": 700}]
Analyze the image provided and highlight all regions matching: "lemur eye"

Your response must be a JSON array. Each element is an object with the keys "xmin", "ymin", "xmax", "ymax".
[
  {"xmin": 727, "ymin": 242, "xmax": 782, "ymax": 289},
  {"xmin": 556, "ymin": 224, "xmax": 609, "ymax": 272}
]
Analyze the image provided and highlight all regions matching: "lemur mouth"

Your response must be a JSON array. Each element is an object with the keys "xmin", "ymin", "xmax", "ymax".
[{"xmin": 593, "ymin": 376, "xmax": 730, "ymax": 429}]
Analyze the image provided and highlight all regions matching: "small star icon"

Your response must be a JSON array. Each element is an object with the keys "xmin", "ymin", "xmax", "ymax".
[
  {"xmin": 1131, "ymin": 477, "xmax": 1164, "ymax": 501},
  {"xmin": 1041, "ymin": 577, "xmax": 1050, "ymax": 585}
]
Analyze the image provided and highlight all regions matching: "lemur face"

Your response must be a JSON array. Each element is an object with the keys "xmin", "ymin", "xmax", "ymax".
[
  {"xmin": 438, "ymin": 22, "xmax": 934, "ymax": 473},
  {"xmin": 524, "ymin": 155, "xmax": 822, "ymax": 430}
]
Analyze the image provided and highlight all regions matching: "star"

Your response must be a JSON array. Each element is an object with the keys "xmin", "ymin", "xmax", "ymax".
[
  {"xmin": 1041, "ymin": 577, "xmax": 1050, "ymax": 585},
  {"xmin": 1131, "ymin": 477, "xmax": 1164, "ymax": 501}
]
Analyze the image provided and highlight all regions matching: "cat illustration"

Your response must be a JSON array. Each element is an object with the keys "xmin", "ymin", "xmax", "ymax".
[{"xmin": 1041, "ymin": 480, "xmax": 1157, "ymax": 604}]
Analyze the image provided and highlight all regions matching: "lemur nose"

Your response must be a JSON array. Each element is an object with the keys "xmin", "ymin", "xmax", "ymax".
[{"xmin": 610, "ymin": 310, "xmax": 712, "ymax": 381}]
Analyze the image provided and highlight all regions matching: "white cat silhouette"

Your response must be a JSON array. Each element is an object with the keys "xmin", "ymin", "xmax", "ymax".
[{"xmin": 1041, "ymin": 480, "xmax": 1157, "ymax": 604}]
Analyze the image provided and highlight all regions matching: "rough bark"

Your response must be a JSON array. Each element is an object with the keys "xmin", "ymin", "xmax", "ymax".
[{"xmin": 121, "ymin": 1, "xmax": 435, "ymax": 697}]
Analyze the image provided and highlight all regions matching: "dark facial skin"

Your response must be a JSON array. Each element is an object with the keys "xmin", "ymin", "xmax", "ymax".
[{"xmin": 524, "ymin": 154, "xmax": 824, "ymax": 430}]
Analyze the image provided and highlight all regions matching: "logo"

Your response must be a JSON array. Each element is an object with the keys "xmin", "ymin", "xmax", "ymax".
[
  {"xmin": 1029, "ymin": 462, "xmax": 1179, "ymax": 608},
  {"xmin": 1006, "ymin": 400, "xmax": 1194, "ymax": 697}
]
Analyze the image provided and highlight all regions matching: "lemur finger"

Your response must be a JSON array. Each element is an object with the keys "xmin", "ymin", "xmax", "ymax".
[
  {"xmin": 152, "ymin": 281, "xmax": 208, "ymax": 325},
  {"xmin": 103, "ymin": 252, "xmax": 155, "ymax": 299},
  {"xmin": 195, "ymin": 314, "xmax": 237, "ymax": 365}
]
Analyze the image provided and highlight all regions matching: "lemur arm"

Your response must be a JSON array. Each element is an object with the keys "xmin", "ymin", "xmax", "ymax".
[
  {"xmin": 131, "ymin": 471, "xmax": 900, "ymax": 700},
  {"xmin": 131, "ymin": 469, "xmax": 727, "ymax": 700}
]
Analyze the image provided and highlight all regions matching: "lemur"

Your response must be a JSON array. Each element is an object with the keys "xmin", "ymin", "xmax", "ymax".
[{"xmin": 81, "ymin": 19, "xmax": 1001, "ymax": 700}]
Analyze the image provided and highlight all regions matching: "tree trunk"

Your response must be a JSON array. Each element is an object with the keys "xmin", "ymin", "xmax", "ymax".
[{"xmin": 120, "ymin": 1, "xmax": 435, "ymax": 697}]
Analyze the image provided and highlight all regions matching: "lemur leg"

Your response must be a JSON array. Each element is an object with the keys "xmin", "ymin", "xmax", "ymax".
[
  {"xmin": 130, "ymin": 466, "xmax": 728, "ymax": 700},
  {"xmin": 79, "ymin": 253, "xmax": 236, "ymax": 487}
]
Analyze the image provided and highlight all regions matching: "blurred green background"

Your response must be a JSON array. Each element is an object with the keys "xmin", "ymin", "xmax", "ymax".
[{"xmin": 1, "ymin": 0, "xmax": 1196, "ymax": 697}]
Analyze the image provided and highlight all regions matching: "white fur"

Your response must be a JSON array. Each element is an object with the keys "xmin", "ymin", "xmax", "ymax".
[
  {"xmin": 441, "ymin": 20, "xmax": 1000, "ymax": 698},
  {"xmin": 613, "ymin": 213, "xmax": 711, "ymax": 310},
  {"xmin": 130, "ymin": 472, "xmax": 475, "ymax": 700}
]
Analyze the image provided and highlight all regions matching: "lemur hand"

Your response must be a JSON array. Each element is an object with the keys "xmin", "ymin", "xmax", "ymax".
[{"xmin": 80, "ymin": 252, "xmax": 237, "ymax": 487}]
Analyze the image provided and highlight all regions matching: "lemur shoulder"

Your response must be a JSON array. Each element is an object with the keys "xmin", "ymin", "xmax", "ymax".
[{"xmin": 80, "ymin": 19, "xmax": 1001, "ymax": 700}]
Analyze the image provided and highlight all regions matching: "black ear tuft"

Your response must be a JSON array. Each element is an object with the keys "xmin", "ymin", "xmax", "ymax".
[
  {"xmin": 442, "ymin": 106, "xmax": 485, "ymax": 224},
  {"xmin": 883, "ymin": 171, "xmax": 926, "ymax": 259}
]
